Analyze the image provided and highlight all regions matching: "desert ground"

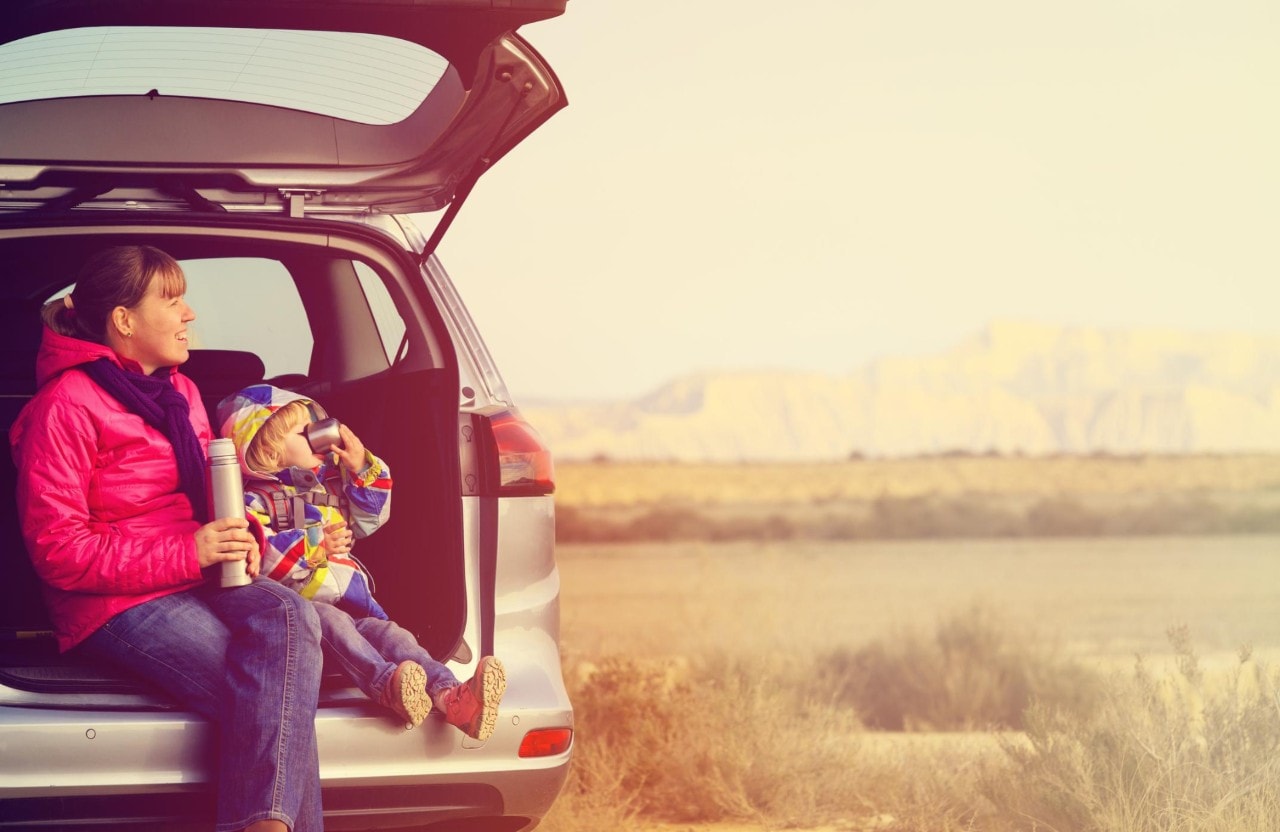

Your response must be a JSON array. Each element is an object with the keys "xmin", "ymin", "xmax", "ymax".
[
  {"xmin": 557, "ymin": 534, "xmax": 1280, "ymax": 671},
  {"xmin": 539, "ymin": 455, "xmax": 1280, "ymax": 832}
]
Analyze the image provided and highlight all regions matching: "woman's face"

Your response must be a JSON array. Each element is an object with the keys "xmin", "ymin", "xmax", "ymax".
[{"xmin": 117, "ymin": 275, "xmax": 195, "ymax": 375}]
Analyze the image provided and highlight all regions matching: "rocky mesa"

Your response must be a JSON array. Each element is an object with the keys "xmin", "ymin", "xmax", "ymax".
[{"xmin": 521, "ymin": 322, "xmax": 1280, "ymax": 461}]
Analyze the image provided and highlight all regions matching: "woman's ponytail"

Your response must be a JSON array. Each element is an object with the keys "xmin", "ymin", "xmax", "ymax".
[{"xmin": 40, "ymin": 295, "xmax": 84, "ymax": 339}]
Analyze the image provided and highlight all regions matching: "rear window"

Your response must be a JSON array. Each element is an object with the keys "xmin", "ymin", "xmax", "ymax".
[
  {"xmin": 354, "ymin": 261, "xmax": 407, "ymax": 365},
  {"xmin": 0, "ymin": 27, "xmax": 447, "ymax": 125},
  {"xmin": 180, "ymin": 258, "xmax": 311, "ymax": 378}
]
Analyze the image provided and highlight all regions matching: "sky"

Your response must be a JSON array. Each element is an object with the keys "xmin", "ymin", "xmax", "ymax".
[{"xmin": 431, "ymin": 0, "xmax": 1280, "ymax": 402}]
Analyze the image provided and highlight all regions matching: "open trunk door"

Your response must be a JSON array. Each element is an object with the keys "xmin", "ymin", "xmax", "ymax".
[{"xmin": 0, "ymin": 0, "xmax": 568, "ymax": 218}]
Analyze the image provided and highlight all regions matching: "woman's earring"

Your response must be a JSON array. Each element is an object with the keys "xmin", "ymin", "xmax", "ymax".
[{"xmin": 125, "ymin": 331, "xmax": 133, "ymax": 338}]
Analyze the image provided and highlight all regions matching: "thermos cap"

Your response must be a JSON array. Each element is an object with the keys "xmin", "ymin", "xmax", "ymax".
[{"xmin": 208, "ymin": 437, "xmax": 237, "ymax": 462}]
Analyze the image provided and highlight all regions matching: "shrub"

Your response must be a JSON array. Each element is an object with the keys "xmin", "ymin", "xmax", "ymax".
[
  {"xmin": 553, "ymin": 505, "xmax": 623, "ymax": 543},
  {"xmin": 548, "ymin": 653, "xmax": 862, "ymax": 828},
  {"xmin": 986, "ymin": 630, "xmax": 1280, "ymax": 831},
  {"xmin": 819, "ymin": 604, "xmax": 1101, "ymax": 731},
  {"xmin": 544, "ymin": 623, "xmax": 1280, "ymax": 832},
  {"xmin": 864, "ymin": 494, "xmax": 1024, "ymax": 539},
  {"xmin": 1025, "ymin": 496, "xmax": 1108, "ymax": 536}
]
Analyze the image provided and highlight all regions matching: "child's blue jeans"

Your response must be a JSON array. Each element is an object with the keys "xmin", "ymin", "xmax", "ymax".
[
  {"xmin": 311, "ymin": 601, "xmax": 460, "ymax": 705},
  {"xmin": 80, "ymin": 578, "xmax": 324, "ymax": 832}
]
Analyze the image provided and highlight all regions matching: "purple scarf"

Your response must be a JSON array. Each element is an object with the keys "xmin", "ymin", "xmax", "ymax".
[{"xmin": 83, "ymin": 358, "xmax": 208, "ymax": 523}]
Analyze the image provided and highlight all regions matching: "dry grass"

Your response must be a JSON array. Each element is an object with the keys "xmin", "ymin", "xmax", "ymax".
[
  {"xmin": 544, "ymin": 648, "xmax": 1004, "ymax": 832},
  {"xmin": 546, "ymin": 616, "xmax": 1280, "ymax": 832},
  {"xmin": 545, "ymin": 534, "xmax": 1280, "ymax": 832},
  {"xmin": 987, "ymin": 634, "xmax": 1280, "ymax": 832},
  {"xmin": 543, "ymin": 458, "xmax": 1280, "ymax": 831},
  {"xmin": 548, "ymin": 652, "xmax": 863, "ymax": 829},
  {"xmin": 547, "ymin": 619, "xmax": 1280, "ymax": 832},
  {"xmin": 820, "ymin": 603, "xmax": 1102, "ymax": 732}
]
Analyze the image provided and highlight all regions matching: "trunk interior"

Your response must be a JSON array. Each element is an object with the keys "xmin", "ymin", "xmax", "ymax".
[{"xmin": 0, "ymin": 220, "xmax": 465, "ymax": 704}]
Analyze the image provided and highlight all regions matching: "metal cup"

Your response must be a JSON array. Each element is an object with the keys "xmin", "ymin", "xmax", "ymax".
[{"xmin": 304, "ymin": 417, "xmax": 344, "ymax": 453}]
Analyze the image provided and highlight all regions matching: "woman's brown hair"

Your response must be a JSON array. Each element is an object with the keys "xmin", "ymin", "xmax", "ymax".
[{"xmin": 40, "ymin": 245, "xmax": 186, "ymax": 344}]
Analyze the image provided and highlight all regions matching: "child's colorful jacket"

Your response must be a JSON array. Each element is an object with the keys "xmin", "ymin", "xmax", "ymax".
[{"xmin": 218, "ymin": 384, "xmax": 392, "ymax": 619}]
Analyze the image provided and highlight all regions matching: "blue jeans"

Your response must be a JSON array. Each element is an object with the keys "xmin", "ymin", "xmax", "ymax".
[
  {"xmin": 79, "ymin": 579, "xmax": 324, "ymax": 832},
  {"xmin": 312, "ymin": 602, "xmax": 459, "ymax": 704}
]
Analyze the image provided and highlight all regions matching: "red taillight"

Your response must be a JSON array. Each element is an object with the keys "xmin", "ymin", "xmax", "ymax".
[
  {"xmin": 518, "ymin": 727, "xmax": 573, "ymax": 758},
  {"xmin": 490, "ymin": 410, "xmax": 556, "ymax": 496}
]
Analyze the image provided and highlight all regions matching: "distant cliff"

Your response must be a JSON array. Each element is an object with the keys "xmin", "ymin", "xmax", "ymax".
[{"xmin": 522, "ymin": 322, "xmax": 1280, "ymax": 461}]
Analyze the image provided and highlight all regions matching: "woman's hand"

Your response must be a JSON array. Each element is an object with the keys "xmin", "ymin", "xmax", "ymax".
[
  {"xmin": 195, "ymin": 517, "xmax": 261, "ymax": 577},
  {"xmin": 321, "ymin": 520, "xmax": 354, "ymax": 556}
]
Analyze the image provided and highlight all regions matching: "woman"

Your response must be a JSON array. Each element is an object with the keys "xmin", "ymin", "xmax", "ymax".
[{"xmin": 9, "ymin": 245, "xmax": 324, "ymax": 832}]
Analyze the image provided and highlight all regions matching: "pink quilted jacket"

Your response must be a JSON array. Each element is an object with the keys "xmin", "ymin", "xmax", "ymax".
[{"xmin": 11, "ymin": 327, "xmax": 214, "ymax": 651}]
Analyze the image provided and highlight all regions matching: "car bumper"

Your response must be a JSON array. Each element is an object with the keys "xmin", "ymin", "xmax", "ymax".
[{"xmin": 0, "ymin": 657, "xmax": 571, "ymax": 829}]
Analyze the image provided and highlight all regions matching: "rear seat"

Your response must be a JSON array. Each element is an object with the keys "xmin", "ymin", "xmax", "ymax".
[
  {"xmin": 179, "ymin": 348, "xmax": 267, "ymax": 428},
  {"xmin": 0, "ymin": 303, "xmax": 55, "ymax": 643}
]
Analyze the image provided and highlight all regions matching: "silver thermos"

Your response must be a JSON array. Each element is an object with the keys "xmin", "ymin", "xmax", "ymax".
[{"xmin": 208, "ymin": 438, "xmax": 252, "ymax": 588}]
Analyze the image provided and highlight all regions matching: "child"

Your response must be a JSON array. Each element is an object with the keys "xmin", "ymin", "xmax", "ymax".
[{"xmin": 217, "ymin": 384, "xmax": 505, "ymax": 740}]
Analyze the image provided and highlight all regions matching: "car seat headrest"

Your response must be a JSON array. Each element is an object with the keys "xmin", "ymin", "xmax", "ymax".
[{"xmin": 181, "ymin": 349, "xmax": 266, "ymax": 396}]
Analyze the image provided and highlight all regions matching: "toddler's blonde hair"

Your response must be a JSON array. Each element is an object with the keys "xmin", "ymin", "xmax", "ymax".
[{"xmin": 246, "ymin": 400, "xmax": 312, "ymax": 475}]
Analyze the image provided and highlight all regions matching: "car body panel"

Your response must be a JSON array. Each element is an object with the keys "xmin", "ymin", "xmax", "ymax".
[{"xmin": 420, "ymin": 252, "xmax": 517, "ymax": 407}]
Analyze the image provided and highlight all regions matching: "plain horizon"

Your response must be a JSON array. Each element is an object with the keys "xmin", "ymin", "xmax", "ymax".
[{"xmin": 433, "ymin": 1, "xmax": 1280, "ymax": 402}]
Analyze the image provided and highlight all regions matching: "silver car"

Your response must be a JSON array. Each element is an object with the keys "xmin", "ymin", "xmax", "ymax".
[{"xmin": 0, "ymin": 2, "xmax": 572, "ymax": 829}]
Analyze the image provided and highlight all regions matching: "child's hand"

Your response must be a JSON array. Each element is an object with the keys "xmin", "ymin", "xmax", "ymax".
[
  {"xmin": 329, "ymin": 424, "xmax": 367, "ymax": 474},
  {"xmin": 322, "ymin": 520, "xmax": 354, "ymax": 556}
]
